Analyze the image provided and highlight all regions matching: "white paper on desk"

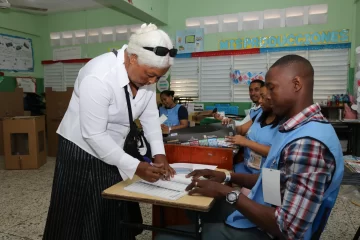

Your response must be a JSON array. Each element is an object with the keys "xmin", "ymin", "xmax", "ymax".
[
  {"xmin": 159, "ymin": 114, "xmax": 168, "ymax": 124},
  {"xmin": 124, "ymin": 181, "xmax": 187, "ymax": 200},
  {"xmin": 170, "ymin": 163, "xmax": 217, "ymax": 170}
]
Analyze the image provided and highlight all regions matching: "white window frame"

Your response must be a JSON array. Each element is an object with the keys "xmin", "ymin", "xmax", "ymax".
[
  {"xmin": 170, "ymin": 48, "xmax": 349, "ymax": 103},
  {"xmin": 44, "ymin": 62, "xmax": 84, "ymax": 91}
]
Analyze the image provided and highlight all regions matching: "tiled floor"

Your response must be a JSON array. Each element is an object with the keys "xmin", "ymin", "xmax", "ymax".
[{"xmin": 0, "ymin": 157, "xmax": 359, "ymax": 240}]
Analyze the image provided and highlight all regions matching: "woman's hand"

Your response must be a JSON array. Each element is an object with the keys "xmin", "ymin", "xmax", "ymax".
[
  {"xmin": 186, "ymin": 179, "xmax": 233, "ymax": 198},
  {"xmin": 226, "ymin": 135, "xmax": 249, "ymax": 146},
  {"xmin": 135, "ymin": 162, "xmax": 166, "ymax": 182},
  {"xmin": 161, "ymin": 124, "xmax": 170, "ymax": 134},
  {"xmin": 186, "ymin": 169, "xmax": 226, "ymax": 183},
  {"xmin": 154, "ymin": 154, "xmax": 176, "ymax": 180}
]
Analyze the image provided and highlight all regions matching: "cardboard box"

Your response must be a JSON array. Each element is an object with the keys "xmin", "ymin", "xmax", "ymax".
[
  {"xmin": 0, "ymin": 88, "xmax": 25, "ymax": 155},
  {"xmin": 3, "ymin": 116, "xmax": 46, "ymax": 170},
  {"xmin": 45, "ymin": 87, "xmax": 73, "ymax": 157}
]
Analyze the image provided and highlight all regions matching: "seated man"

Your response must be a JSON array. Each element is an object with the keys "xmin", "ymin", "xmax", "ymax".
[
  {"xmin": 213, "ymin": 79, "xmax": 264, "ymax": 128},
  {"xmin": 226, "ymin": 84, "xmax": 280, "ymax": 174},
  {"xmin": 155, "ymin": 55, "xmax": 344, "ymax": 240}
]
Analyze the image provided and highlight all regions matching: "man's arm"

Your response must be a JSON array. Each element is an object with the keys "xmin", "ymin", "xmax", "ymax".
[
  {"xmin": 274, "ymin": 138, "xmax": 335, "ymax": 239},
  {"xmin": 235, "ymin": 119, "xmax": 253, "ymax": 135},
  {"xmin": 230, "ymin": 173, "xmax": 259, "ymax": 189}
]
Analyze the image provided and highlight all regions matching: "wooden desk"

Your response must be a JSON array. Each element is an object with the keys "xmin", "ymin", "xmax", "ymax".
[
  {"xmin": 102, "ymin": 175, "xmax": 220, "ymax": 239},
  {"xmin": 102, "ymin": 175, "xmax": 215, "ymax": 212}
]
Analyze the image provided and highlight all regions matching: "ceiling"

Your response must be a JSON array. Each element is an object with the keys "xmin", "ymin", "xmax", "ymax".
[{"xmin": 7, "ymin": 0, "xmax": 105, "ymax": 14}]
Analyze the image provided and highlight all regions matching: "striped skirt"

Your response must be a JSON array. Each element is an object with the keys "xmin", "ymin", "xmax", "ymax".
[{"xmin": 43, "ymin": 136, "xmax": 142, "ymax": 240}]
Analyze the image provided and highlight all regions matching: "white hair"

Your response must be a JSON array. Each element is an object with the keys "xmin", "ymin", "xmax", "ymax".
[{"xmin": 127, "ymin": 23, "xmax": 174, "ymax": 69}]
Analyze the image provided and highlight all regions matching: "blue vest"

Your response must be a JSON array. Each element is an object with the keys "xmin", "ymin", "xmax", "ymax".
[
  {"xmin": 226, "ymin": 121, "xmax": 344, "ymax": 239},
  {"xmin": 159, "ymin": 104, "xmax": 182, "ymax": 127},
  {"xmin": 234, "ymin": 113, "xmax": 279, "ymax": 174},
  {"xmin": 250, "ymin": 107, "xmax": 262, "ymax": 119}
]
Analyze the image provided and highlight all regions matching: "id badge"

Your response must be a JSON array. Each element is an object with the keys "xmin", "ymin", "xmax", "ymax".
[
  {"xmin": 247, "ymin": 151, "xmax": 262, "ymax": 170},
  {"xmin": 262, "ymin": 168, "xmax": 282, "ymax": 206}
]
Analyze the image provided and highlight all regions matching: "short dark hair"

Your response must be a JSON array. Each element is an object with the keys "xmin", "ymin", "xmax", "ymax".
[
  {"xmin": 270, "ymin": 54, "xmax": 314, "ymax": 77},
  {"xmin": 160, "ymin": 90, "xmax": 175, "ymax": 97},
  {"xmin": 250, "ymin": 79, "xmax": 265, "ymax": 88}
]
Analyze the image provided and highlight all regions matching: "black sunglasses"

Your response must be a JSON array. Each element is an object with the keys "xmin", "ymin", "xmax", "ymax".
[{"xmin": 143, "ymin": 46, "xmax": 178, "ymax": 57}]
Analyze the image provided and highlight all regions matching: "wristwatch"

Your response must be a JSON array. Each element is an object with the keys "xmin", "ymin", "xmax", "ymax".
[
  {"xmin": 226, "ymin": 190, "xmax": 241, "ymax": 204},
  {"xmin": 224, "ymin": 171, "xmax": 231, "ymax": 182}
]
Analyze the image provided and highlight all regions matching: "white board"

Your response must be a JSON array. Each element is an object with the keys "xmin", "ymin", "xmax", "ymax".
[
  {"xmin": 53, "ymin": 46, "xmax": 81, "ymax": 61},
  {"xmin": 0, "ymin": 33, "xmax": 34, "ymax": 72}
]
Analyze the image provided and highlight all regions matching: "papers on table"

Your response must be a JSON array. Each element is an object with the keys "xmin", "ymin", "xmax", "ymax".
[{"xmin": 124, "ymin": 163, "xmax": 217, "ymax": 200}]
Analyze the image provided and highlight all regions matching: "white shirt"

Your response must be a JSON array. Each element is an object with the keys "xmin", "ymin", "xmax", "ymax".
[
  {"xmin": 57, "ymin": 45, "xmax": 165, "ymax": 180},
  {"xmin": 234, "ymin": 103, "xmax": 261, "ymax": 126}
]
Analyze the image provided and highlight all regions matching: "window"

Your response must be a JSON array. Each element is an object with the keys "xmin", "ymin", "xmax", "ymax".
[
  {"xmin": 64, "ymin": 63, "xmax": 84, "ymax": 88},
  {"xmin": 44, "ymin": 63, "xmax": 64, "ymax": 91},
  {"xmin": 44, "ymin": 62, "xmax": 84, "ymax": 91},
  {"xmin": 233, "ymin": 54, "xmax": 267, "ymax": 102},
  {"xmin": 170, "ymin": 58, "xmax": 199, "ymax": 97},
  {"xmin": 170, "ymin": 48, "xmax": 349, "ymax": 103},
  {"xmin": 200, "ymin": 56, "xmax": 232, "ymax": 102},
  {"xmin": 309, "ymin": 49, "xmax": 348, "ymax": 101}
]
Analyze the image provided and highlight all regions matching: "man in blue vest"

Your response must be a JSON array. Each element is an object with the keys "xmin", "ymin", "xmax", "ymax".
[{"xmin": 155, "ymin": 55, "xmax": 344, "ymax": 240}]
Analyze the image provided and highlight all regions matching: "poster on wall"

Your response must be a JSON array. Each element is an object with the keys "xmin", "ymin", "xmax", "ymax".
[
  {"xmin": 176, "ymin": 28, "xmax": 204, "ymax": 54},
  {"xmin": 157, "ymin": 71, "xmax": 170, "ymax": 92},
  {"xmin": 16, "ymin": 77, "xmax": 36, "ymax": 93},
  {"xmin": 0, "ymin": 33, "xmax": 34, "ymax": 72},
  {"xmin": 231, "ymin": 70, "xmax": 266, "ymax": 85}
]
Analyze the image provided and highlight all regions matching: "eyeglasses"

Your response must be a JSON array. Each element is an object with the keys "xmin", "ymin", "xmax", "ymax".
[{"xmin": 143, "ymin": 46, "xmax": 178, "ymax": 57}]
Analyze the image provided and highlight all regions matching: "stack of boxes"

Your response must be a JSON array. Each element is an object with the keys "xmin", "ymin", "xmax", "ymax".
[{"xmin": 0, "ymin": 88, "xmax": 47, "ymax": 169}]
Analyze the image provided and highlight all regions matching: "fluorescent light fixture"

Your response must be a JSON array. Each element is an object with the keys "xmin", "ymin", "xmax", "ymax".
[
  {"xmin": 62, "ymin": 32, "xmax": 73, "ymax": 39},
  {"xmin": 101, "ymin": 27, "xmax": 113, "ymax": 35},
  {"xmin": 74, "ymin": 30, "xmax": 86, "ymax": 38},
  {"xmin": 50, "ymin": 32, "xmax": 60, "ymax": 40},
  {"xmin": 186, "ymin": 18, "xmax": 201, "ymax": 27},
  {"xmin": 88, "ymin": 29, "xmax": 99, "ymax": 36},
  {"xmin": 309, "ymin": 4, "xmax": 328, "ymax": 15}
]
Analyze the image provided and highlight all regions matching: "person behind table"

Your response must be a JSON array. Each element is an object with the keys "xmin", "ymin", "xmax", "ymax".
[
  {"xmin": 213, "ymin": 80, "xmax": 264, "ymax": 127},
  {"xmin": 155, "ymin": 54, "xmax": 343, "ymax": 240},
  {"xmin": 159, "ymin": 90, "xmax": 189, "ymax": 133},
  {"xmin": 226, "ymin": 84, "xmax": 280, "ymax": 174},
  {"xmin": 43, "ymin": 23, "xmax": 176, "ymax": 240}
]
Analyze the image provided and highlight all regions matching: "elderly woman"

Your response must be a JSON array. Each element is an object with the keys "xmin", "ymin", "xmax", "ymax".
[{"xmin": 43, "ymin": 24, "xmax": 176, "ymax": 240}]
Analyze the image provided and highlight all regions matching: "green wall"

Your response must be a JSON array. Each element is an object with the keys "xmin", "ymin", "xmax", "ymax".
[
  {"xmin": 166, "ymin": 0, "xmax": 357, "ymax": 66},
  {"xmin": 42, "ymin": 8, "xmax": 144, "ymax": 60},
  {"xmin": 356, "ymin": 1, "xmax": 360, "ymax": 48},
  {"xmin": 0, "ymin": 10, "xmax": 45, "ymax": 78}
]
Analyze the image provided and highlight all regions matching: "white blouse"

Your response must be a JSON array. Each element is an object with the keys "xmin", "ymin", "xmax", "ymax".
[{"xmin": 57, "ymin": 45, "xmax": 165, "ymax": 180}]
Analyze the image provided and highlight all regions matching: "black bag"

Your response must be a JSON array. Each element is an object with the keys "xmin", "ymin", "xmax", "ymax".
[{"xmin": 122, "ymin": 85, "xmax": 152, "ymax": 160}]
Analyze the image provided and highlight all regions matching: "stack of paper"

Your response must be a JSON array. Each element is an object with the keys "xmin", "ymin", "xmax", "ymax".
[{"xmin": 124, "ymin": 163, "xmax": 217, "ymax": 200}]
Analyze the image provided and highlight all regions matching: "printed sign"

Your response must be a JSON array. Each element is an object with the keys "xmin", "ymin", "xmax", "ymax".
[
  {"xmin": 176, "ymin": 28, "xmax": 204, "ymax": 54},
  {"xmin": 219, "ymin": 29, "xmax": 349, "ymax": 50}
]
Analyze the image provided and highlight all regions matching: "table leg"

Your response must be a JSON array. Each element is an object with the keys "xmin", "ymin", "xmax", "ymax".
[
  {"xmin": 353, "ymin": 226, "xmax": 360, "ymax": 240},
  {"xmin": 195, "ymin": 212, "xmax": 202, "ymax": 240},
  {"xmin": 160, "ymin": 206, "xmax": 165, "ymax": 228}
]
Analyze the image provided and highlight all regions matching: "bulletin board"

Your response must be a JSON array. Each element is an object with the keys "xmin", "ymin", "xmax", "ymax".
[{"xmin": 0, "ymin": 33, "xmax": 34, "ymax": 72}]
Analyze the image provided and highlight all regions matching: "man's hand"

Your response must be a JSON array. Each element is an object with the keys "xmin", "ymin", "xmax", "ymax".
[
  {"xmin": 186, "ymin": 179, "xmax": 233, "ymax": 198},
  {"xmin": 186, "ymin": 169, "xmax": 225, "ymax": 183},
  {"xmin": 154, "ymin": 154, "xmax": 176, "ymax": 180},
  {"xmin": 161, "ymin": 124, "xmax": 170, "ymax": 134},
  {"xmin": 135, "ymin": 162, "xmax": 166, "ymax": 182},
  {"xmin": 221, "ymin": 117, "xmax": 233, "ymax": 125},
  {"xmin": 226, "ymin": 135, "xmax": 248, "ymax": 146}
]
